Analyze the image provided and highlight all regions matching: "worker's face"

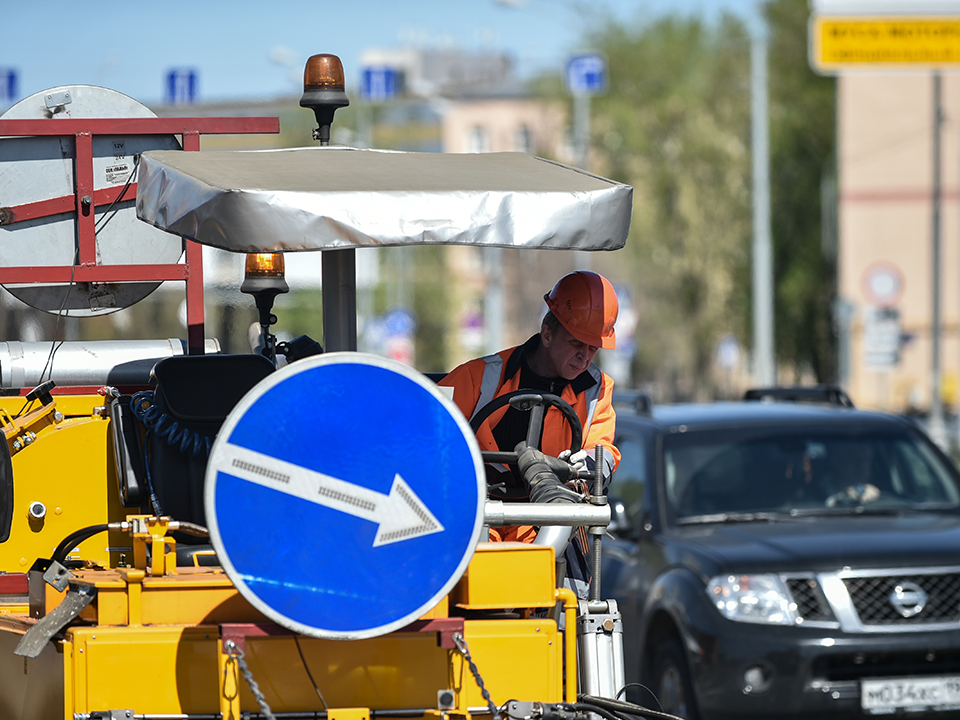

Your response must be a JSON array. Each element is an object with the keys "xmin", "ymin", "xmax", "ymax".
[{"xmin": 542, "ymin": 325, "xmax": 599, "ymax": 380}]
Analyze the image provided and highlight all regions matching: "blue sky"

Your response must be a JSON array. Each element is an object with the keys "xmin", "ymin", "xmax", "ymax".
[{"xmin": 2, "ymin": 0, "xmax": 761, "ymax": 106}]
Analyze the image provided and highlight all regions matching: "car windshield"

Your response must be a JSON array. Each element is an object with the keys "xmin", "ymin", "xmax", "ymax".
[{"xmin": 663, "ymin": 425, "xmax": 960, "ymax": 521}]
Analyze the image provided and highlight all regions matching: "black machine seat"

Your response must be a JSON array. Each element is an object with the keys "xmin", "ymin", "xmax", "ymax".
[
  {"xmin": 110, "ymin": 353, "xmax": 275, "ymax": 555},
  {"xmin": 147, "ymin": 353, "xmax": 275, "ymax": 534}
]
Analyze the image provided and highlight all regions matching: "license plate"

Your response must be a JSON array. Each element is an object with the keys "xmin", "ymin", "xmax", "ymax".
[{"xmin": 862, "ymin": 676, "xmax": 960, "ymax": 714}]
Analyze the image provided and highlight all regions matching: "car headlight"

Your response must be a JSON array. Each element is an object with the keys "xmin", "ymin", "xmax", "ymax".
[{"xmin": 707, "ymin": 574, "xmax": 798, "ymax": 625}]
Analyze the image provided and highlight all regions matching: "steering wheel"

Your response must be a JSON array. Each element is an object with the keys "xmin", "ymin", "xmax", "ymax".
[{"xmin": 470, "ymin": 389, "xmax": 583, "ymax": 465}]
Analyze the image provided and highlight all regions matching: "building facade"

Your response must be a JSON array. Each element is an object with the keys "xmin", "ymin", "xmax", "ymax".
[{"xmin": 839, "ymin": 72, "xmax": 960, "ymax": 422}]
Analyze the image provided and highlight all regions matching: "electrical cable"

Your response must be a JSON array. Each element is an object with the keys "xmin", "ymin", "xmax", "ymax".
[
  {"xmin": 294, "ymin": 634, "xmax": 329, "ymax": 710},
  {"xmin": 93, "ymin": 154, "xmax": 140, "ymax": 234},
  {"xmin": 614, "ymin": 684, "xmax": 664, "ymax": 713},
  {"xmin": 11, "ymin": 396, "xmax": 36, "ymax": 421},
  {"xmin": 37, "ymin": 156, "xmax": 141, "ymax": 389}
]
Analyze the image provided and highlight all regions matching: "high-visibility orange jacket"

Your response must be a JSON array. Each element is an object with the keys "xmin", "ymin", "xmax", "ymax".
[
  {"xmin": 440, "ymin": 335, "xmax": 621, "ymax": 484},
  {"xmin": 441, "ymin": 335, "xmax": 620, "ymax": 592}
]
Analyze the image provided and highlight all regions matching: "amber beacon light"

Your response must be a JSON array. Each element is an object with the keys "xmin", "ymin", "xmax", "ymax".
[
  {"xmin": 299, "ymin": 53, "xmax": 350, "ymax": 145},
  {"xmin": 241, "ymin": 253, "xmax": 289, "ymax": 362},
  {"xmin": 242, "ymin": 252, "xmax": 286, "ymax": 283}
]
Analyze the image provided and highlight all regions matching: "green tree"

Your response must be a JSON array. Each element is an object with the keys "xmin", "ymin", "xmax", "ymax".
[
  {"xmin": 586, "ymin": 13, "xmax": 754, "ymax": 400},
  {"xmin": 570, "ymin": 1, "xmax": 837, "ymax": 398}
]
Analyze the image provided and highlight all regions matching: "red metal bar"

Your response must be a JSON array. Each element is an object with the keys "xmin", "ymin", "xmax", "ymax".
[
  {"xmin": 0, "ymin": 573, "xmax": 28, "ymax": 595},
  {"xmin": 19, "ymin": 384, "xmax": 152, "ymax": 396},
  {"xmin": 0, "ymin": 117, "xmax": 279, "ymax": 136},
  {"xmin": 401, "ymin": 617, "xmax": 465, "ymax": 649},
  {"xmin": 0, "ymin": 264, "xmax": 189, "ymax": 284},
  {"xmin": 185, "ymin": 241, "xmax": 205, "ymax": 354},
  {"xmin": 0, "ymin": 183, "xmax": 138, "ymax": 226},
  {"xmin": 74, "ymin": 132, "xmax": 96, "ymax": 266},
  {"xmin": 219, "ymin": 617, "xmax": 466, "ymax": 653},
  {"xmin": 182, "ymin": 131, "xmax": 201, "ymax": 152},
  {"xmin": 220, "ymin": 623, "xmax": 293, "ymax": 653}
]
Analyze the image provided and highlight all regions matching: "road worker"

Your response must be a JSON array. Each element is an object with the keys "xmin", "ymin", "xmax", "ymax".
[{"xmin": 440, "ymin": 271, "xmax": 621, "ymax": 598}]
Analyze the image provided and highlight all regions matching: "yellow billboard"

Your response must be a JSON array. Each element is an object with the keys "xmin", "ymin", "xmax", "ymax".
[{"xmin": 811, "ymin": 16, "xmax": 960, "ymax": 72}]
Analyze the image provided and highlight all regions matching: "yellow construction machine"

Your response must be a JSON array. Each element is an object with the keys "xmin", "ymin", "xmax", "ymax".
[{"xmin": 0, "ymin": 54, "xmax": 660, "ymax": 720}]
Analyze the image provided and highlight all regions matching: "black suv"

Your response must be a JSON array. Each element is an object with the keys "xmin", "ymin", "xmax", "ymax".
[{"xmin": 601, "ymin": 387, "xmax": 960, "ymax": 720}]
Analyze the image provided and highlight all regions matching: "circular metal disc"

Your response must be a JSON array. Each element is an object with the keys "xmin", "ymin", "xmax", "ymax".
[{"xmin": 0, "ymin": 85, "xmax": 184, "ymax": 316}]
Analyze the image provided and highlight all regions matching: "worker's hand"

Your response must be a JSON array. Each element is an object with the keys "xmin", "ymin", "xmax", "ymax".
[{"xmin": 558, "ymin": 448, "xmax": 590, "ymax": 474}]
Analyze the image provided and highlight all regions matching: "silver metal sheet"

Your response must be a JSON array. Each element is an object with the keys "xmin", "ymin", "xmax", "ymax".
[{"xmin": 136, "ymin": 147, "xmax": 632, "ymax": 253}]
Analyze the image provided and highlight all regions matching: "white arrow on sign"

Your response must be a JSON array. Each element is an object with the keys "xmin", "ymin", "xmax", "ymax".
[{"xmin": 220, "ymin": 443, "xmax": 444, "ymax": 546}]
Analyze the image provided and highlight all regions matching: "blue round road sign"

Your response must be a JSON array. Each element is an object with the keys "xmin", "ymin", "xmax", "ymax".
[
  {"xmin": 205, "ymin": 353, "xmax": 485, "ymax": 640},
  {"xmin": 566, "ymin": 53, "xmax": 606, "ymax": 95}
]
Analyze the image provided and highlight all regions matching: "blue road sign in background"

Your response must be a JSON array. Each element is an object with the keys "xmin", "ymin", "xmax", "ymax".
[
  {"xmin": 165, "ymin": 68, "xmax": 198, "ymax": 105},
  {"xmin": 0, "ymin": 69, "xmax": 18, "ymax": 106},
  {"xmin": 205, "ymin": 353, "xmax": 485, "ymax": 640},
  {"xmin": 566, "ymin": 53, "xmax": 607, "ymax": 95},
  {"xmin": 362, "ymin": 66, "xmax": 398, "ymax": 102}
]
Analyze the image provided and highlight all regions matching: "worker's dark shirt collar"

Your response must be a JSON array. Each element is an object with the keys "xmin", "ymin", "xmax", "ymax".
[{"xmin": 505, "ymin": 334, "xmax": 598, "ymax": 396}]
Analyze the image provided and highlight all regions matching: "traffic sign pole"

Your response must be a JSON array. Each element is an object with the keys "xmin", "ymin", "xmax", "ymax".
[
  {"xmin": 358, "ymin": 66, "xmax": 398, "ymax": 149},
  {"xmin": 565, "ymin": 53, "xmax": 606, "ymax": 171},
  {"xmin": 566, "ymin": 53, "xmax": 606, "ymax": 272},
  {"xmin": 574, "ymin": 93, "xmax": 591, "ymax": 171}
]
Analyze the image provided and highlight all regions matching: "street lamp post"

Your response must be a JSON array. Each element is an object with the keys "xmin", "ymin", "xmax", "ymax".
[{"xmin": 751, "ymin": 32, "xmax": 775, "ymax": 387}]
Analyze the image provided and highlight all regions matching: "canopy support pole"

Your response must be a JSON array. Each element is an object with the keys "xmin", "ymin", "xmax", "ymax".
[{"xmin": 322, "ymin": 248, "xmax": 358, "ymax": 352}]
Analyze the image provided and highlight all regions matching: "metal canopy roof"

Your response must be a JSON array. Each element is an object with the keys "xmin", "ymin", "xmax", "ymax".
[{"xmin": 135, "ymin": 146, "xmax": 632, "ymax": 253}]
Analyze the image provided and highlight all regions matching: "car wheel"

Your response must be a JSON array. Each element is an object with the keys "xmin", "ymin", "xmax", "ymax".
[{"xmin": 652, "ymin": 637, "xmax": 699, "ymax": 720}]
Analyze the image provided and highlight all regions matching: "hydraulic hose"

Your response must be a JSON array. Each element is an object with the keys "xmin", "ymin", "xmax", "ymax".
[
  {"xmin": 51, "ymin": 521, "xmax": 208, "ymax": 566},
  {"xmin": 537, "ymin": 703, "xmax": 620, "ymax": 720},
  {"xmin": 175, "ymin": 521, "xmax": 210, "ymax": 538},
  {"xmin": 52, "ymin": 524, "xmax": 109, "ymax": 564},
  {"xmin": 517, "ymin": 445, "xmax": 581, "ymax": 505},
  {"xmin": 516, "ymin": 443, "xmax": 580, "ymax": 558},
  {"xmin": 577, "ymin": 694, "xmax": 686, "ymax": 720}
]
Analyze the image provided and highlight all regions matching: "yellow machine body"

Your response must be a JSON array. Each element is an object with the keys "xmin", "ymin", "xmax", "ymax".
[
  {"xmin": 0, "ymin": 403, "xmax": 577, "ymax": 719},
  {"xmin": 0, "ymin": 346, "xmax": 586, "ymax": 720},
  {"xmin": 0, "ymin": 511, "xmax": 575, "ymax": 719},
  {"xmin": 0, "ymin": 394, "xmax": 129, "ymax": 573}
]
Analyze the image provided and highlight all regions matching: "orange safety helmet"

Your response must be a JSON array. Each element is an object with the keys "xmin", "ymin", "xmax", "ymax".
[{"xmin": 543, "ymin": 271, "xmax": 619, "ymax": 349}]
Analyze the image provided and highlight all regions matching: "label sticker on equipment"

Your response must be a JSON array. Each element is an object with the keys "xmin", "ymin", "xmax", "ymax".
[{"xmin": 105, "ymin": 163, "xmax": 129, "ymax": 184}]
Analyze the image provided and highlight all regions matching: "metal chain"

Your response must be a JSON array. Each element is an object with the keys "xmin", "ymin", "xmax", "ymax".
[
  {"xmin": 453, "ymin": 632, "xmax": 502, "ymax": 720},
  {"xmin": 224, "ymin": 639, "xmax": 276, "ymax": 720}
]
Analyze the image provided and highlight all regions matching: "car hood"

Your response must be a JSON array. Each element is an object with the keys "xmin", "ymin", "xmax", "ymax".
[{"xmin": 664, "ymin": 511, "xmax": 960, "ymax": 576}]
